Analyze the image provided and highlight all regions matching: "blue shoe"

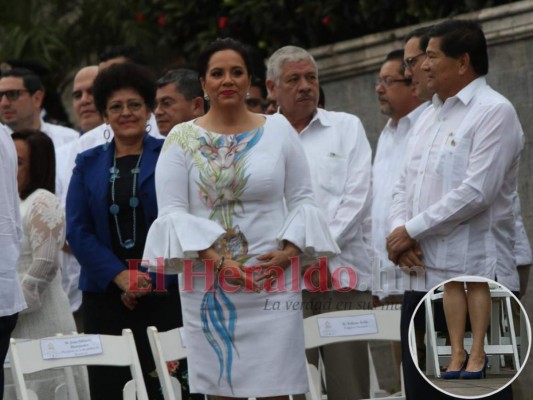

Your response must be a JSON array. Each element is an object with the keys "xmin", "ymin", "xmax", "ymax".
[
  {"xmin": 441, "ymin": 350, "xmax": 469, "ymax": 379},
  {"xmin": 461, "ymin": 355, "xmax": 489, "ymax": 379}
]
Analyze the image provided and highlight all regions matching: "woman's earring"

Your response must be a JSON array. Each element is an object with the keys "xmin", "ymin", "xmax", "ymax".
[
  {"xmin": 145, "ymin": 122, "xmax": 152, "ymax": 134},
  {"xmin": 246, "ymin": 92, "xmax": 251, "ymax": 99},
  {"xmin": 103, "ymin": 125, "xmax": 111, "ymax": 151},
  {"xmin": 203, "ymin": 93, "xmax": 210, "ymax": 101}
]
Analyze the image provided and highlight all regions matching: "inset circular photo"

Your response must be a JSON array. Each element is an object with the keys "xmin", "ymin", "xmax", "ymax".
[{"xmin": 408, "ymin": 276, "xmax": 531, "ymax": 398}]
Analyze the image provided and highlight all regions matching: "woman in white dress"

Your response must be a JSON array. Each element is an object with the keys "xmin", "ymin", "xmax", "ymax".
[
  {"xmin": 5, "ymin": 130, "xmax": 89, "ymax": 399},
  {"xmin": 143, "ymin": 38, "xmax": 339, "ymax": 399}
]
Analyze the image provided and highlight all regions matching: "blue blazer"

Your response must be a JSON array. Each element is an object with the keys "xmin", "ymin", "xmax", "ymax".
[{"xmin": 66, "ymin": 135, "xmax": 168, "ymax": 292}]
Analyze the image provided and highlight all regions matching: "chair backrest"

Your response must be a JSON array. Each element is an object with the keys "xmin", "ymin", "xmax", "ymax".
[
  {"xmin": 304, "ymin": 309, "xmax": 401, "ymax": 349},
  {"xmin": 8, "ymin": 329, "xmax": 148, "ymax": 400},
  {"xmin": 304, "ymin": 309, "xmax": 404, "ymax": 400},
  {"xmin": 147, "ymin": 326, "xmax": 187, "ymax": 400}
]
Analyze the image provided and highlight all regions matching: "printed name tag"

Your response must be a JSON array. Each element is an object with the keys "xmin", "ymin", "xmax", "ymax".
[
  {"xmin": 41, "ymin": 336, "xmax": 103, "ymax": 359},
  {"xmin": 317, "ymin": 314, "xmax": 378, "ymax": 337}
]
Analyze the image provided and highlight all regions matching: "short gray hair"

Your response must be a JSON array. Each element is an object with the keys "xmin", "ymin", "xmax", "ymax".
[
  {"xmin": 266, "ymin": 46, "xmax": 318, "ymax": 84},
  {"xmin": 156, "ymin": 68, "xmax": 203, "ymax": 101}
]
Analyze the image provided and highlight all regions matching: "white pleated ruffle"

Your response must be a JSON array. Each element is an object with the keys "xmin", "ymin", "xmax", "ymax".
[
  {"xmin": 276, "ymin": 202, "xmax": 340, "ymax": 265},
  {"xmin": 142, "ymin": 213, "xmax": 225, "ymax": 273}
]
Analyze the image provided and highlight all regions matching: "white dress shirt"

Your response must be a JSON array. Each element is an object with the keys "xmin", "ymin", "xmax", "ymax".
[
  {"xmin": 0, "ymin": 125, "xmax": 26, "ymax": 316},
  {"xmin": 5, "ymin": 119, "xmax": 79, "ymax": 150},
  {"xmin": 512, "ymin": 193, "xmax": 532, "ymax": 267},
  {"xmin": 55, "ymin": 141, "xmax": 83, "ymax": 312},
  {"xmin": 390, "ymin": 77, "xmax": 523, "ymax": 291},
  {"xmin": 40, "ymin": 120, "xmax": 79, "ymax": 149},
  {"xmin": 297, "ymin": 108, "xmax": 372, "ymax": 289},
  {"xmin": 371, "ymin": 102, "xmax": 428, "ymax": 298}
]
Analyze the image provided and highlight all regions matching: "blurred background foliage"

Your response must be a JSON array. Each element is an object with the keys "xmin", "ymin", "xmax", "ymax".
[{"xmin": 0, "ymin": 0, "xmax": 518, "ymax": 123}]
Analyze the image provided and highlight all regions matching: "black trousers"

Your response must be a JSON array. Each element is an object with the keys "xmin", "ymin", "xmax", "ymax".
[
  {"xmin": 0, "ymin": 313, "xmax": 18, "ymax": 400},
  {"xmin": 401, "ymin": 291, "xmax": 513, "ymax": 400},
  {"xmin": 83, "ymin": 287, "xmax": 182, "ymax": 400}
]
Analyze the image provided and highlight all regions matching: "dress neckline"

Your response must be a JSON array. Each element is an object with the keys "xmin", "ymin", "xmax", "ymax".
[{"xmin": 191, "ymin": 116, "xmax": 267, "ymax": 136}]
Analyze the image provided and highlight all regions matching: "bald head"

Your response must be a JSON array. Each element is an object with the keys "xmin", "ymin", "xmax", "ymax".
[
  {"xmin": 99, "ymin": 57, "xmax": 128, "ymax": 70},
  {"xmin": 72, "ymin": 66, "xmax": 102, "ymax": 132}
]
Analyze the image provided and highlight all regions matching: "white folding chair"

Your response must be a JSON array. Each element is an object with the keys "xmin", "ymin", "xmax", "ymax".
[
  {"xmin": 425, "ymin": 282, "xmax": 521, "ymax": 377},
  {"xmin": 5, "ymin": 332, "xmax": 84, "ymax": 400},
  {"xmin": 303, "ymin": 309, "xmax": 405, "ymax": 400},
  {"xmin": 8, "ymin": 328, "xmax": 148, "ymax": 400},
  {"xmin": 147, "ymin": 326, "xmax": 187, "ymax": 400}
]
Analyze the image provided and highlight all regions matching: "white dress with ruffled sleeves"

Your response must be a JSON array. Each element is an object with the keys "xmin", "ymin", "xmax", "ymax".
[{"xmin": 143, "ymin": 114, "xmax": 339, "ymax": 397}]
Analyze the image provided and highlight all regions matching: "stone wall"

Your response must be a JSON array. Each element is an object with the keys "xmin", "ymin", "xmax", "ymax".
[
  {"xmin": 311, "ymin": 0, "xmax": 533, "ymax": 212},
  {"xmin": 307, "ymin": 1, "xmax": 533, "ymax": 397}
]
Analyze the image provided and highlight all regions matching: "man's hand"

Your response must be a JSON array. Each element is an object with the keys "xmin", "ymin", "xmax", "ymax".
[
  {"xmin": 397, "ymin": 244, "xmax": 424, "ymax": 268},
  {"xmin": 386, "ymin": 225, "xmax": 416, "ymax": 264}
]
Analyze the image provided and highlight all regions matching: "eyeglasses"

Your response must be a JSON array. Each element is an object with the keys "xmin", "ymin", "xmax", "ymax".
[
  {"xmin": 404, "ymin": 52, "xmax": 426, "ymax": 70},
  {"xmin": 107, "ymin": 101, "xmax": 145, "ymax": 114},
  {"xmin": 375, "ymin": 78, "xmax": 412, "ymax": 88},
  {"xmin": 0, "ymin": 89, "xmax": 30, "ymax": 101}
]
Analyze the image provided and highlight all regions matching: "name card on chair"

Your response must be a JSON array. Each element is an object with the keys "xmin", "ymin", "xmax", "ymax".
[
  {"xmin": 40, "ymin": 336, "xmax": 103, "ymax": 359},
  {"xmin": 317, "ymin": 314, "xmax": 378, "ymax": 337}
]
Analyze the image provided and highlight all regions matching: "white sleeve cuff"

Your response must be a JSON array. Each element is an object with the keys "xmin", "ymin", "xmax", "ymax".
[
  {"xmin": 142, "ymin": 213, "xmax": 225, "ymax": 274},
  {"xmin": 405, "ymin": 213, "xmax": 428, "ymax": 239},
  {"xmin": 276, "ymin": 203, "xmax": 340, "ymax": 265}
]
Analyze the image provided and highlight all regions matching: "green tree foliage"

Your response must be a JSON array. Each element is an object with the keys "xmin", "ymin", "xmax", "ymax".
[{"xmin": 0, "ymin": 0, "xmax": 518, "ymax": 122}]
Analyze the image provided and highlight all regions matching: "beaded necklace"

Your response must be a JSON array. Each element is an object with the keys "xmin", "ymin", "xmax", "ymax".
[{"xmin": 109, "ymin": 151, "xmax": 143, "ymax": 249}]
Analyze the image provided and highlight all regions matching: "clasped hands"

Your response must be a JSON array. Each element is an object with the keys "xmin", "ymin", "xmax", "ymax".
[
  {"xmin": 218, "ymin": 244, "xmax": 301, "ymax": 293},
  {"xmin": 386, "ymin": 225, "xmax": 424, "ymax": 269},
  {"xmin": 114, "ymin": 269, "xmax": 152, "ymax": 311}
]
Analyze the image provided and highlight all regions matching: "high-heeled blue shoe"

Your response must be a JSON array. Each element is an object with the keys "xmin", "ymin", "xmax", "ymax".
[
  {"xmin": 441, "ymin": 350, "xmax": 469, "ymax": 379},
  {"xmin": 461, "ymin": 355, "xmax": 489, "ymax": 379}
]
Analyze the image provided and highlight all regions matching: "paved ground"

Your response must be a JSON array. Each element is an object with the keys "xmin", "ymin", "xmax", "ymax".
[
  {"xmin": 510, "ymin": 270, "xmax": 533, "ymax": 400},
  {"xmin": 428, "ymin": 370, "xmax": 516, "ymax": 398}
]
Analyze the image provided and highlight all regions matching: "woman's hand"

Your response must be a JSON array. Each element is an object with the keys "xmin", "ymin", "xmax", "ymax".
[
  {"xmin": 114, "ymin": 270, "xmax": 152, "ymax": 310},
  {"xmin": 219, "ymin": 258, "xmax": 261, "ymax": 293},
  {"xmin": 120, "ymin": 292, "xmax": 138, "ymax": 310},
  {"xmin": 255, "ymin": 241, "xmax": 301, "ymax": 282},
  {"xmin": 114, "ymin": 269, "xmax": 152, "ymax": 292}
]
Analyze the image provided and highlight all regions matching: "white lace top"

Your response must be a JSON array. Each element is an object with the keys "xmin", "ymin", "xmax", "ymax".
[
  {"xmin": 19, "ymin": 189, "xmax": 65, "ymax": 312},
  {"xmin": 5, "ymin": 189, "xmax": 90, "ymax": 400}
]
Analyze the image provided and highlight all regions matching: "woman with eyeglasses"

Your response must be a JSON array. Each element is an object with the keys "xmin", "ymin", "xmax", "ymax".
[{"xmin": 66, "ymin": 62, "xmax": 181, "ymax": 400}]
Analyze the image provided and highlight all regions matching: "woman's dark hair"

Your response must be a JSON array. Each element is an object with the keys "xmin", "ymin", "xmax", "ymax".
[
  {"xmin": 93, "ymin": 62, "xmax": 156, "ymax": 115},
  {"xmin": 196, "ymin": 38, "xmax": 253, "ymax": 80},
  {"xmin": 11, "ymin": 129, "xmax": 55, "ymax": 200}
]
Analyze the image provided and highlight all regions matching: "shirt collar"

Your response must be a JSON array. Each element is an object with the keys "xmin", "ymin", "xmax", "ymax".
[
  {"xmin": 406, "ymin": 101, "xmax": 430, "ymax": 122},
  {"xmin": 432, "ymin": 76, "xmax": 487, "ymax": 108},
  {"xmin": 385, "ymin": 101, "xmax": 429, "ymax": 131},
  {"xmin": 301, "ymin": 108, "xmax": 332, "ymax": 132}
]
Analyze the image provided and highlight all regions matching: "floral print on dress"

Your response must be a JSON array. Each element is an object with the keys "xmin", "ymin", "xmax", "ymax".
[
  {"xmin": 166, "ymin": 125, "xmax": 263, "ymax": 260},
  {"xmin": 164, "ymin": 123, "xmax": 264, "ymax": 392}
]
